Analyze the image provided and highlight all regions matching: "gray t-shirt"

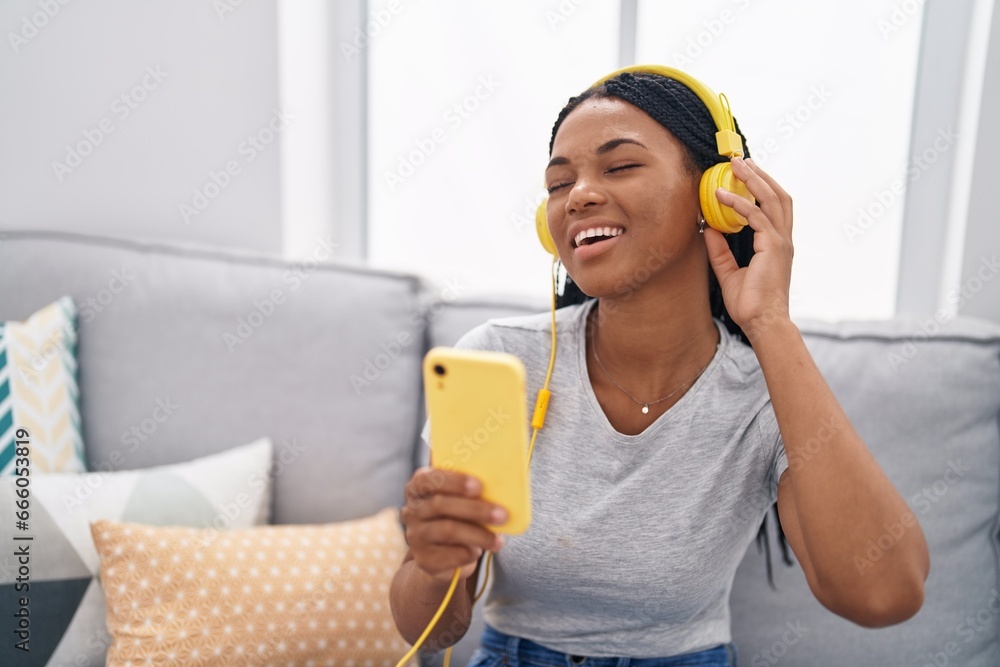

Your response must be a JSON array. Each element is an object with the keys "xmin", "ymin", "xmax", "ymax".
[{"xmin": 420, "ymin": 298, "xmax": 788, "ymax": 658}]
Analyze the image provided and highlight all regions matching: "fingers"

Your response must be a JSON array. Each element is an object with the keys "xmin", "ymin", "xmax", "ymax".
[
  {"xmin": 702, "ymin": 226, "xmax": 739, "ymax": 286},
  {"xmin": 715, "ymin": 186, "xmax": 772, "ymax": 235},
  {"xmin": 726, "ymin": 157, "xmax": 781, "ymax": 235},
  {"xmin": 404, "ymin": 515, "xmax": 502, "ymax": 584},
  {"xmin": 405, "ymin": 466, "xmax": 481, "ymax": 505},
  {"xmin": 406, "ymin": 468, "xmax": 505, "ymax": 521},
  {"xmin": 400, "ymin": 467, "xmax": 508, "ymax": 583},
  {"xmin": 744, "ymin": 158, "xmax": 792, "ymax": 235},
  {"xmin": 738, "ymin": 157, "xmax": 793, "ymax": 236},
  {"xmin": 409, "ymin": 516, "xmax": 504, "ymax": 552},
  {"xmin": 404, "ymin": 491, "xmax": 508, "ymax": 528},
  {"xmin": 403, "ymin": 467, "xmax": 507, "ymax": 528}
]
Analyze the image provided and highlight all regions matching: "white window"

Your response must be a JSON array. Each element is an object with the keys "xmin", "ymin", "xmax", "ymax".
[
  {"xmin": 367, "ymin": 0, "xmax": 620, "ymax": 302},
  {"xmin": 366, "ymin": 0, "xmax": 924, "ymax": 319}
]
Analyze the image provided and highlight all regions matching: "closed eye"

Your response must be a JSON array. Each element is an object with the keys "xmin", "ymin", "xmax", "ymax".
[{"xmin": 546, "ymin": 164, "xmax": 641, "ymax": 194}]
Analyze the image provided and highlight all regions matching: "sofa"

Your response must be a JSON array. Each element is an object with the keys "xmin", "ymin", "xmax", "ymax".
[{"xmin": 0, "ymin": 228, "xmax": 997, "ymax": 667}]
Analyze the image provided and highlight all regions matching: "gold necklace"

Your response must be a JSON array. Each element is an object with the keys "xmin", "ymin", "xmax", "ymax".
[{"xmin": 591, "ymin": 319, "xmax": 716, "ymax": 415}]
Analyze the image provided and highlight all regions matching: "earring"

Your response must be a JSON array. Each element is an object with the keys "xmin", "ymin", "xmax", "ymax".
[{"xmin": 698, "ymin": 217, "xmax": 706, "ymax": 234}]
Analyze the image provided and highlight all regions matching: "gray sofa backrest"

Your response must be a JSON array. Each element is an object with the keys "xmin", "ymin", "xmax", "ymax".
[
  {"xmin": 0, "ymin": 230, "xmax": 427, "ymax": 525},
  {"xmin": 728, "ymin": 319, "xmax": 1000, "ymax": 667}
]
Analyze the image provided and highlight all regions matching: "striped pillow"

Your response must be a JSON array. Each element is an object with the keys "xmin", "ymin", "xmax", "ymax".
[{"xmin": 0, "ymin": 296, "xmax": 85, "ymax": 475}]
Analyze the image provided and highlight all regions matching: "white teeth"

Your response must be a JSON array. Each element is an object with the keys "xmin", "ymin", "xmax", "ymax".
[{"xmin": 574, "ymin": 226, "xmax": 624, "ymax": 247}]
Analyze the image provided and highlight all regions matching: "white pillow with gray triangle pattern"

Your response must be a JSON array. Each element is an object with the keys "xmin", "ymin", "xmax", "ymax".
[
  {"xmin": 0, "ymin": 296, "xmax": 86, "ymax": 476},
  {"xmin": 0, "ymin": 438, "xmax": 273, "ymax": 666}
]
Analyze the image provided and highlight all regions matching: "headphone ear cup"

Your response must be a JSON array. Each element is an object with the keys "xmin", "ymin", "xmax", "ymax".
[
  {"xmin": 699, "ymin": 162, "xmax": 754, "ymax": 234},
  {"xmin": 536, "ymin": 201, "xmax": 558, "ymax": 256}
]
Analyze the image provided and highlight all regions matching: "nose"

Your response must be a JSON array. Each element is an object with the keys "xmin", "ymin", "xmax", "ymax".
[{"xmin": 565, "ymin": 178, "xmax": 606, "ymax": 215}]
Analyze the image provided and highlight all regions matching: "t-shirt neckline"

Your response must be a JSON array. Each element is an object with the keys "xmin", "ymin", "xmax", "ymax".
[{"xmin": 575, "ymin": 298, "xmax": 728, "ymax": 443}]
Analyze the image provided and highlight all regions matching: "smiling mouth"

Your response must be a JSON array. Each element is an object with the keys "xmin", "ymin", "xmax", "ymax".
[{"xmin": 573, "ymin": 227, "xmax": 626, "ymax": 248}]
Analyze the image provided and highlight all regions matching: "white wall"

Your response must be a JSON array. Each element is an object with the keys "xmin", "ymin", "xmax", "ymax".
[{"xmin": 0, "ymin": 0, "xmax": 283, "ymax": 253}]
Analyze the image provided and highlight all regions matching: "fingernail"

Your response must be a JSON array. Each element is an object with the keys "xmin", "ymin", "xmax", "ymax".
[
  {"xmin": 466, "ymin": 478, "xmax": 481, "ymax": 495},
  {"xmin": 493, "ymin": 534, "xmax": 505, "ymax": 551},
  {"xmin": 490, "ymin": 507, "xmax": 508, "ymax": 523}
]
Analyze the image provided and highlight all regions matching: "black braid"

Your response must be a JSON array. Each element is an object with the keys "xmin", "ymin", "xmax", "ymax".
[{"xmin": 548, "ymin": 71, "xmax": 794, "ymax": 588}]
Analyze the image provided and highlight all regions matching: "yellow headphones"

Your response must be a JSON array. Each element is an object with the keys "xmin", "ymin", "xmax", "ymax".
[{"xmin": 536, "ymin": 64, "xmax": 754, "ymax": 257}]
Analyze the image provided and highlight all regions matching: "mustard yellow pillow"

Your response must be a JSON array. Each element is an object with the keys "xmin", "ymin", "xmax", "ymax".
[{"xmin": 90, "ymin": 507, "xmax": 419, "ymax": 666}]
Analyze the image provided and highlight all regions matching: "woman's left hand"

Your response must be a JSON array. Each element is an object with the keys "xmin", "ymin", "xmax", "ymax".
[{"xmin": 702, "ymin": 156, "xmax": 794, "ymax": 341}]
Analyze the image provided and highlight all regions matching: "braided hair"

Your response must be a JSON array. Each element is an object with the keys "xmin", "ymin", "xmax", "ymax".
[{"xmin": 548, "ymin": 71, "xmax": 793, "ymax": 588}]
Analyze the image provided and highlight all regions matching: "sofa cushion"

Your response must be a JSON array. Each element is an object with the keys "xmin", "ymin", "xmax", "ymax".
[
  {"xmin": 1, "ymin": 295, "xmax": 86, "ymax": 474},
  {"xmin": 730, "ymin": 316, "xmax": 1000, "ymax": 667},
  {"xmin": 0, "ymin": 437, "xmax": 272, "ymax": 667},
  {"xmin": 424, "ymin": 296, "xmax": 551, "ymax": 353},
  {"xmin": 91, "ymin": 507, "xmax": 419, "ymax": 667},
  {"xmin": 0, "ymin": 230, "xmax": 426, "ymax": 525}
]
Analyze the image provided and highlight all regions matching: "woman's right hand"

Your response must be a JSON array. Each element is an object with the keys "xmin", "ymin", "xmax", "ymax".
[{"xmin": 400, "ymin": 466, "xmax": 508, "ymax": 584}]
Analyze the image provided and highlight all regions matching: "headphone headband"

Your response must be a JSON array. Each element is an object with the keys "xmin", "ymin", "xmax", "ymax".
[{"xmin": 591, "ymin": 64, "xmax": 744, "ymax": 159}]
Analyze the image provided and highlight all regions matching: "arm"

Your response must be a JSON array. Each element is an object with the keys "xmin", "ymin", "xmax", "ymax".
[
  {"xmin": 753, "ymin": 319, "xmax": 929, "ymax": 627},
  {"xmin": 706, "ymin": 156, "xmax": 929, "ymax": 628},
  {"xmin": 390, "ymin": 546, "xmax": 485, "ymax": 650}
]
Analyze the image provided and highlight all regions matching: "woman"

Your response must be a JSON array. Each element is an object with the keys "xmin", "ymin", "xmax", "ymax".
[{"xmin": 390, "ymin": 67, "xmax": 930, "ymax": 666}]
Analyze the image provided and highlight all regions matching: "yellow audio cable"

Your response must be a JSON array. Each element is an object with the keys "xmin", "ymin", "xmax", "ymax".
[{"xmin": 396, "ymin": 257, "xmax": 560, "ymax": 667}]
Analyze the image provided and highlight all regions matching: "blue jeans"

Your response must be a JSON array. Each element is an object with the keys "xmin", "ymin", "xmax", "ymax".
[{"xmin": 466, "ymin": 623, "xmax": 738, "ymax": 667}]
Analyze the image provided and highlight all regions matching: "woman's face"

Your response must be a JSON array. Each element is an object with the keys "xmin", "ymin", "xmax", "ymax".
[{"xmin": 545, "ymin": 96, "xmax": 704, "ymax": 298}]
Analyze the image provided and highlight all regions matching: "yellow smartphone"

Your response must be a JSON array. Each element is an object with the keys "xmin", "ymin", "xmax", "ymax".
[{"xmin": 423, "ymin": 346, "xmax": 532, "ymax": 535}]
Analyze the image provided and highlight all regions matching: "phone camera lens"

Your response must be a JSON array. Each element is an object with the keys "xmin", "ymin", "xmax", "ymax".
[{"xmin": 433, "ymin": 364, "xmax": 446, "ymax": 376}]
